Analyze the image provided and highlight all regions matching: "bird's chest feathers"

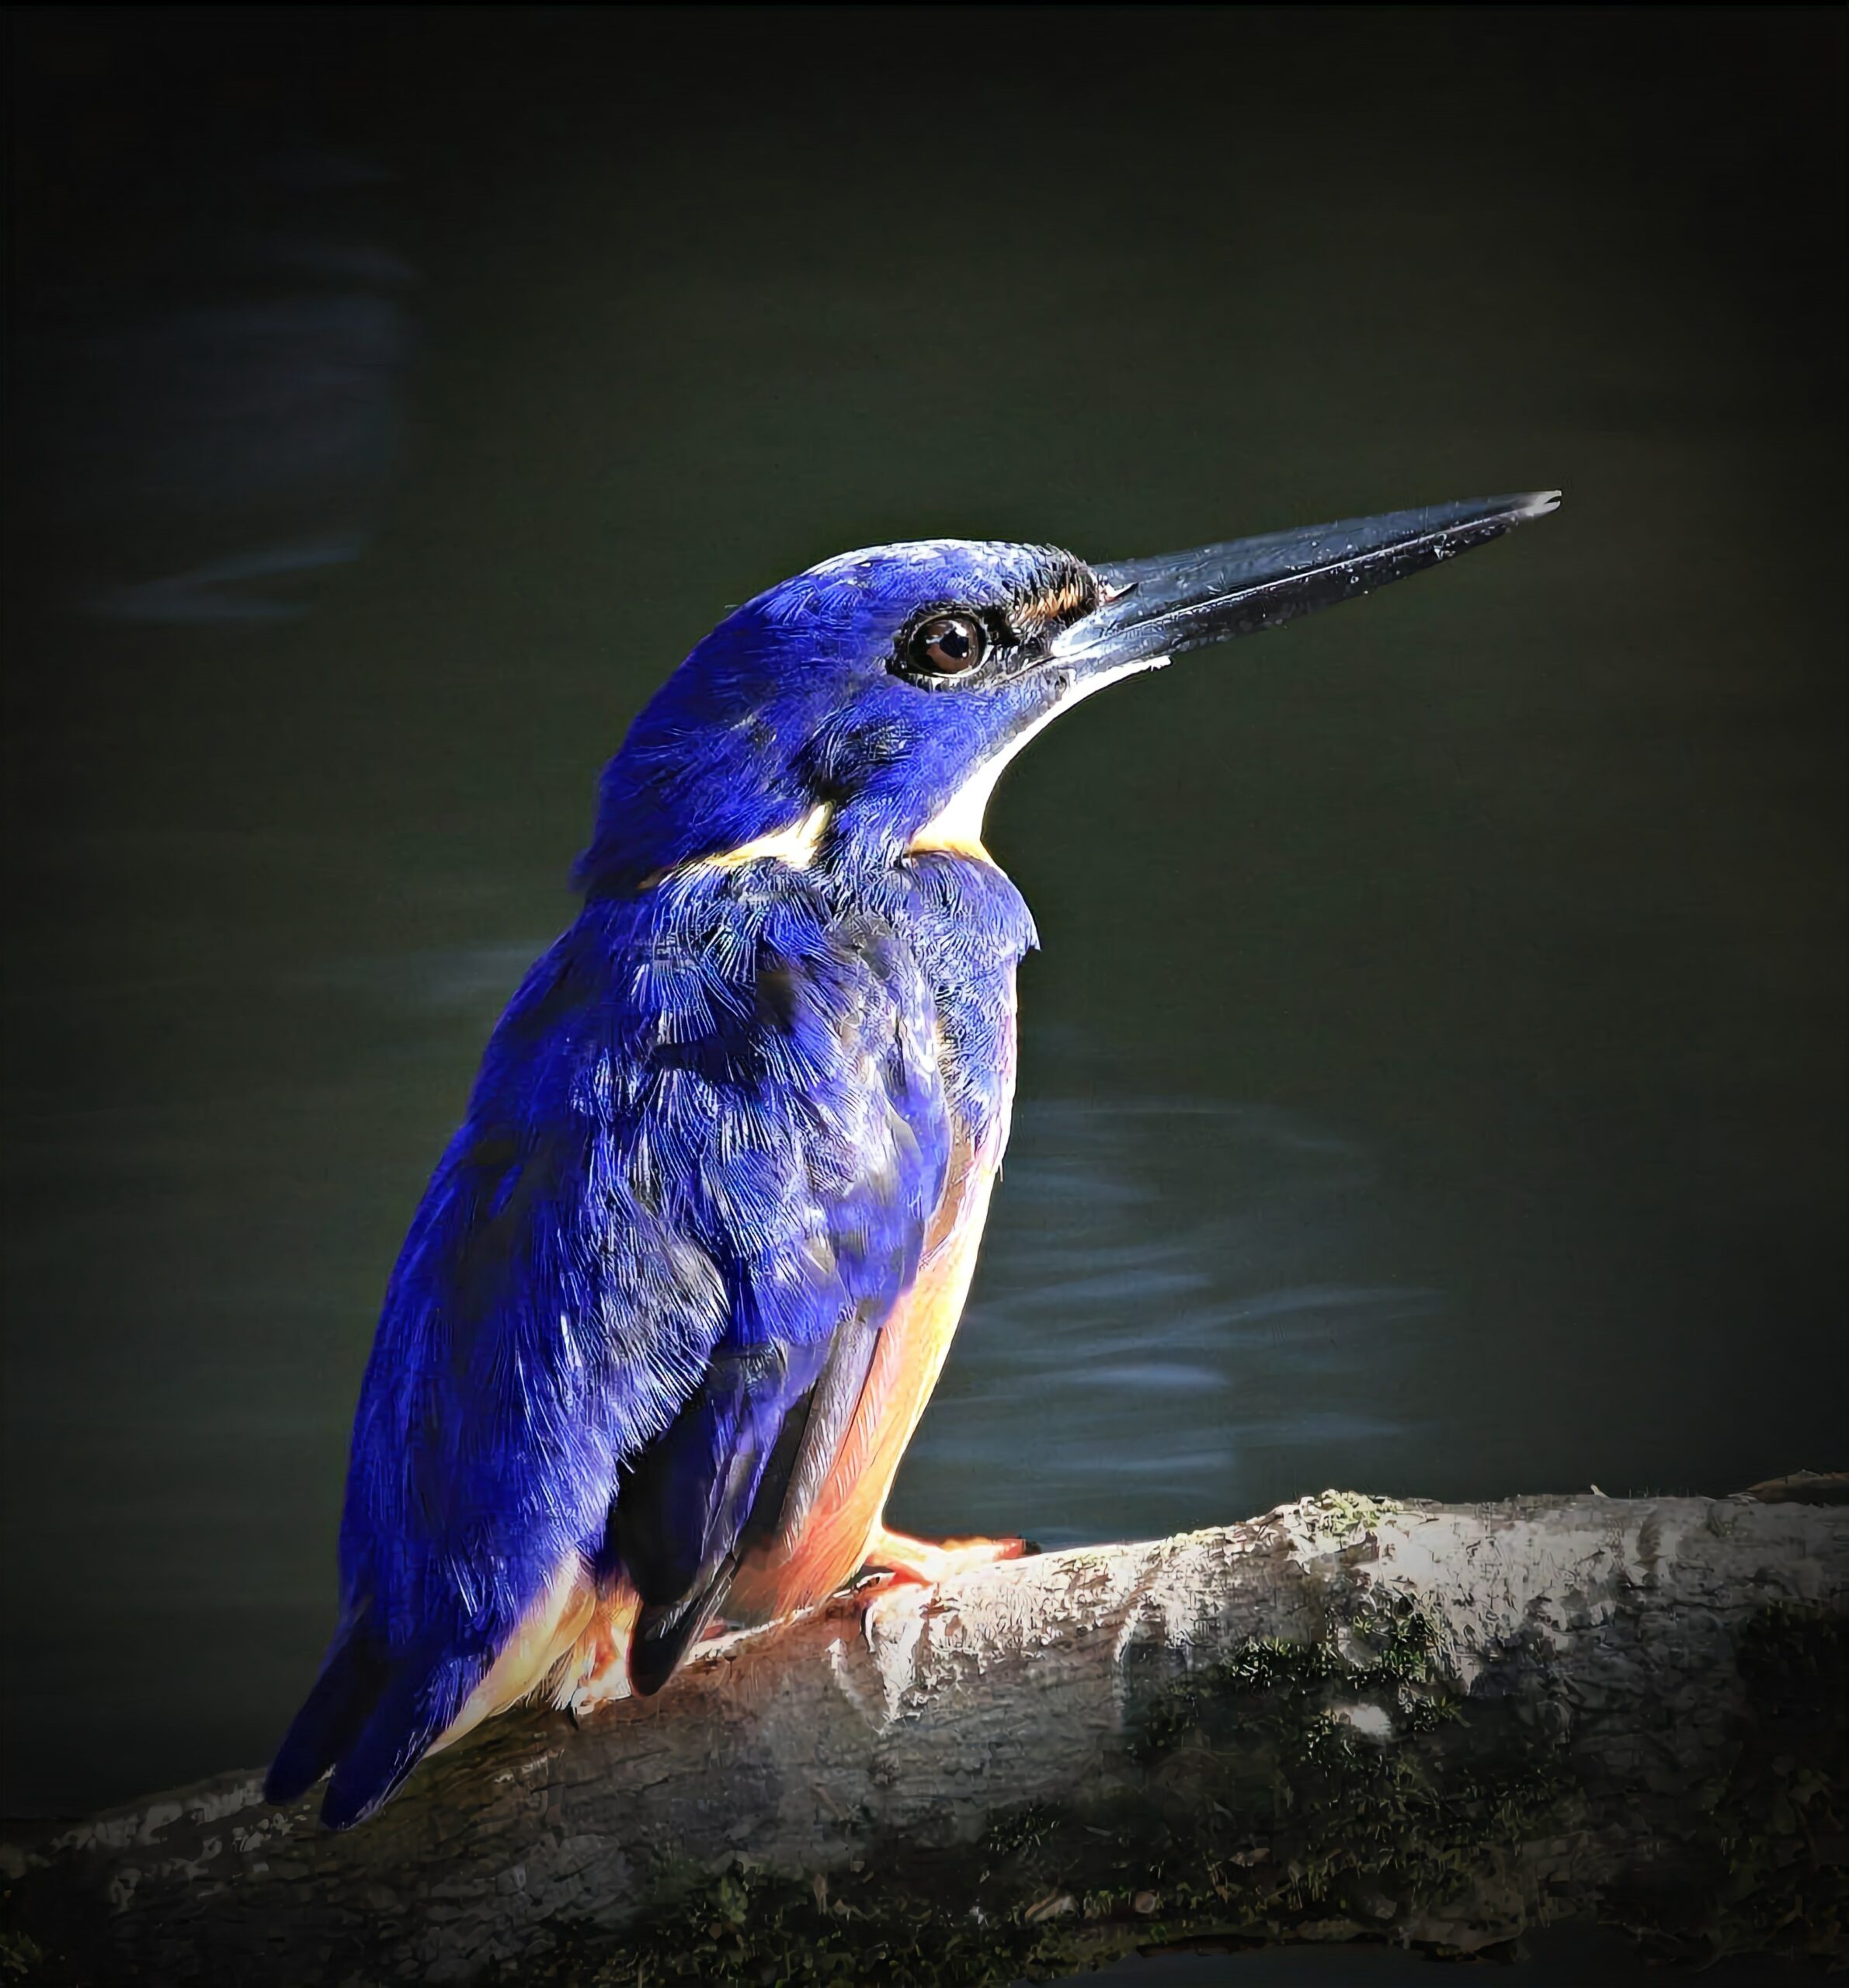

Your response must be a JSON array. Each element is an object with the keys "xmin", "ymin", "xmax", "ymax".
[{"xmin": 878, "ymin": 853, "xmax": 1033, "ymax": 1153}]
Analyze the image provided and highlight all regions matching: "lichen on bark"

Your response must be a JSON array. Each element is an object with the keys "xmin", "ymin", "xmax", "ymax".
[{"xmin": 499, "ymin": 1593, "xmax": 1846, "ymax": 1985}]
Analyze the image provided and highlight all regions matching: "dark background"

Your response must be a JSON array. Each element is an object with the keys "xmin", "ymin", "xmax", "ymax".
[{"xmin": 2, "ymin": 16, "xmax": 1843, "ymax": 1969}]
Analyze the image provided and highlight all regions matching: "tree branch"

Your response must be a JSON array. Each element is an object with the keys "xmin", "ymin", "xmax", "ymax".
[{"xmin": 4, "ymin": 1490, "xmax": 1844, "ymax": 1983}]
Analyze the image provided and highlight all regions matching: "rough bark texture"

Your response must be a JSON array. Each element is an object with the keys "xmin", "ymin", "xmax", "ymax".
[{"xmin": 3, "ymin": 1490, "xmax": 1845, "ymax": 1984}]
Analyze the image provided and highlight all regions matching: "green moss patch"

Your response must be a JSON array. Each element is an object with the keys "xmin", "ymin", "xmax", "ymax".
[{"xmin": 517, "ymin": 1594, "xmax": 1576, "ymax": 1984}]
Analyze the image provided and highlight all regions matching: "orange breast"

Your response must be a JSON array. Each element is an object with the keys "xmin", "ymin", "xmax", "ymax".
[{"xmin": 725, "ymin": 1019, "xmax": 1016, "ymax": 1625}]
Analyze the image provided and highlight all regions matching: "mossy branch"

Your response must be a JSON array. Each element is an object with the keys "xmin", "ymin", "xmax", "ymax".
[{"xmin": 4, "ymin": 1489, "xmax": 1846, "ymax": 1985}]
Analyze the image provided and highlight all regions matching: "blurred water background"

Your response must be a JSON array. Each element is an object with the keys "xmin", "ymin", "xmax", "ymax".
[{"xmin": 3, "ymin": 17, "xmax": 1843, "ymax": 1920}]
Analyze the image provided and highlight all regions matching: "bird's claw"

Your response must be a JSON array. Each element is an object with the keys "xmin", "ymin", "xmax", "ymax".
[{"xmin": 858, "ymin": 1527, "xmax": 1037, "ymax": 1590}]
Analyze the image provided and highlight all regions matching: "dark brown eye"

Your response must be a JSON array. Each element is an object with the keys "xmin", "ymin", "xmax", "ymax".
[{"xmin": 909, "ymin": 612, "xmax": 986, "ymax": 676}]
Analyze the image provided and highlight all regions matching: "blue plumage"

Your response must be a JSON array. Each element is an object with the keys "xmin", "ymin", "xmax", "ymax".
[{"xmin": 267, "ymin": 498, "xmax": 1555, "ymax": 1825}]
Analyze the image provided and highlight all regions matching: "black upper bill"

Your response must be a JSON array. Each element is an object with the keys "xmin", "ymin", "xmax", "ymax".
[{"xmin": 1051, "ymin": 492, "xmax": 1560, "ymax": 673}]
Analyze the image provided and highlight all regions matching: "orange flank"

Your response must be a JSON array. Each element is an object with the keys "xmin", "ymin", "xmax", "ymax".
[
  {"xmin": 432, "ymin": 1556, "xmax": 606, "ymax": 1752},
  {"xmin": 430, "ymin": 1565, "xmax": 646, "ymax": 1742}
]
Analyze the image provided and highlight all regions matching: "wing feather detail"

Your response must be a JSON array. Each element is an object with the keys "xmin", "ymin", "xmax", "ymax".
[{"xmin": 767, "ymin": 1298, "xmax": 885, "ymax": 1558}]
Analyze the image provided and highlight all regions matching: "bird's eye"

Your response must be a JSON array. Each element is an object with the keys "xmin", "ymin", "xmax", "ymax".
[{"xmin": 909, "ymin": 613, "xmax": 986, "ymax": 676}]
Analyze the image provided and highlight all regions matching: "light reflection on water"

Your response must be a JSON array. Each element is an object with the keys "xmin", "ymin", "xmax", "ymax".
[
  {"xmin": 901, "ymin": 1100, "xmax": 1440, "ymax": 1549},
  {"xmin": 26, "ymin": 142, "xmax": 408, "ymax": 626}
]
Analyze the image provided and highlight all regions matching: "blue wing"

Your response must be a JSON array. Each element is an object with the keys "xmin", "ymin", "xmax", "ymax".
[{"xmin": 266, "ymin": 864, "xmax": 953, "ymax": 1827}]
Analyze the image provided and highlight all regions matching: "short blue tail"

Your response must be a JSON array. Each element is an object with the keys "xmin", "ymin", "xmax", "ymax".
[{"xmin": 265, "ymin": 1614, "xmax": 470, "ymax": 1830}]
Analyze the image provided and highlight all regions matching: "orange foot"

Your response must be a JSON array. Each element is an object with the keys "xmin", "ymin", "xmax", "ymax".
[
  {"xmin": 565, "ymin": 1622, "xmax": 631, "ymax": 1722},
  {"xmin": 860, "ymin": 1524, "xmax": 1037, "ymax": 1589},
  {"xmin": 566, "ymin": 1610, "xmax": 737, "ymax": 1722}
]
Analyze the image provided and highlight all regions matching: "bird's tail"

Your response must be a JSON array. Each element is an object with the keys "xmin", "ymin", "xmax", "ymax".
[
  {"xmin": 264, "ymin": 1615, "xmax": 388, "ymax": 1806},
  {"xmin": 265, "ymin": 1613, "xmax": 471, "ymax": 1830}
]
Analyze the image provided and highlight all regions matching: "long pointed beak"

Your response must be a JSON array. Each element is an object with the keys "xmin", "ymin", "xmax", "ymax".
[{"xmin": 1050, "ymin": 492, "xmax": 1559, "ymax": 674}]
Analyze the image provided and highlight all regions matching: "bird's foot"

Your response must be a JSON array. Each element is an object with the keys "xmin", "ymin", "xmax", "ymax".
[
  {"xmin": 565, "ymin": 1621, "xmax": 633, "ymax": 1722},
  {"xmin": 860, "ymin": 1525, "xmax": 1037, "ymax": 1590},
  {"xmin": 565, "ymin": 1610, "xmax": 739, "ymax": 1722}
]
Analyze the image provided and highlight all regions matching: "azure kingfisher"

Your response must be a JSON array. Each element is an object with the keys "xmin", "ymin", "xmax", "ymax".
[{"xmin": 266, "ymin": 492, "xmax": 1556, "ymax": 1827}]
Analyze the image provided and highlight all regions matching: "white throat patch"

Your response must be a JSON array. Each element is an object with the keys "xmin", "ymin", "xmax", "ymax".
[{"xmin": 908, "ymin": 654, "xmax": 1169, "ymax": 860}]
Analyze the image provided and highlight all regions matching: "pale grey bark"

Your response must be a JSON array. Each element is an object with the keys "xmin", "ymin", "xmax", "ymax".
[{"xmin": 4, "ymin": 1490, "xmax": 1844, "ymax": 1984}]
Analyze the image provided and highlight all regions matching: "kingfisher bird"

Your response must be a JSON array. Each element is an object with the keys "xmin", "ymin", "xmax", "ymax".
[{"xmin": 266, "ymin": 492, "xmax": 1556, "ymax": 1827}]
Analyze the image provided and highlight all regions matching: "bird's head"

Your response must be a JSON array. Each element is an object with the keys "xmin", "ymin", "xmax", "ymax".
[{"xmin": 576, "ymin": 493, "xmax": 1558, "ymax": 894}]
